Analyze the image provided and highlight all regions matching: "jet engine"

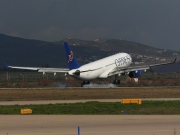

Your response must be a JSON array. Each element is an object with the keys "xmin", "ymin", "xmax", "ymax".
[
  {"xmin": 128, "ymin": 70, "xmax": 142, "ymax": 78},
  {"xmin": 73, "ymin": 70, "xmax": 80, "ymax": 76}
]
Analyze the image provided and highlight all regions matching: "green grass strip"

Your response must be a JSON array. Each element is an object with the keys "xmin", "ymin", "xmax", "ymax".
[{"xmin": 0, "ymin": 101, "xmax": 180, "ymax": 114}]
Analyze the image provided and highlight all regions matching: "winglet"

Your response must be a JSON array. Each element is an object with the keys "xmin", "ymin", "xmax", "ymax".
[{"xmin": 64, "ymin": 42, "xmax": 80, "ymax": 70}]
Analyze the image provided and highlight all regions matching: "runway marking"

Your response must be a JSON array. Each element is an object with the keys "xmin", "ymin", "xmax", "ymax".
[
  {"xmin": 15, "ymin": 129, "xmax": 178, "ymax": 135},
  {"xmin": 81, "ymin": 129, "xmax": 179, "ymax": 133}
]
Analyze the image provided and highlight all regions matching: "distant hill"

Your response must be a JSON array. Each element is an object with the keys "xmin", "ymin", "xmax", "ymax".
[
  {"xmin": 0, "ymin": 33, "xmax": 66, "ymax": 67},
  {"xmin": 0, "ymin": 33, "xmax": 179, "ymax": 72}
]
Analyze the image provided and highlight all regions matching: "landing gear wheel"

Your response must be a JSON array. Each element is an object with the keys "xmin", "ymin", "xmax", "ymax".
[
  {"xmin": 113, "ymin": 80, "xmax": 120, "ymax": 85},
  {"xmin": 81, "ymin": 81, "xmax": 90, "ymax": 87}
]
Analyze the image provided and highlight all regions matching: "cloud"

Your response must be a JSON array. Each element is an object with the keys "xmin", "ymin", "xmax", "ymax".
[{"xmin": 0, "ymin": 0, "xmax": 180, "ymax": 50}]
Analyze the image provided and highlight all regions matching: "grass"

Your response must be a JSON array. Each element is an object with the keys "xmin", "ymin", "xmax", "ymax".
[{"xmin": 0, "ymin": 101, "xmax": 180, "ymax": 114}]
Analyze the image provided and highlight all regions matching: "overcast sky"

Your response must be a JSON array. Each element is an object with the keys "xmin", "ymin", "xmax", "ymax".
[{"xmin": 0, "ymin": 0, "xmax": 180, "ymax": 50}]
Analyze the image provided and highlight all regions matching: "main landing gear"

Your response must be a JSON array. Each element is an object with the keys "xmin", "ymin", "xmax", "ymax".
[
  {"xmin": 113, "ymin": 80, "xmax": 121, "ymax": 85},
  {"xmin": 112, "ymin": 75, "xmax": 121, "ymax": 85},
  {"xmin": 81, "ymin": 81, "xmax": 90, "ymax": 87}
]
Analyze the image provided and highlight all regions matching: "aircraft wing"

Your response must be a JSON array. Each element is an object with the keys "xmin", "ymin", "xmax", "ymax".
[
  {"xmin": 38, "ymin": 68, "xmax": 69, "ymax": 73},
  {"xmin": 108, "ymin": 58, "xmax": 177, "ymax": 76},
  {"xmin": 7, "ymin": 65, "xmax": 69, "ymax": 73}
]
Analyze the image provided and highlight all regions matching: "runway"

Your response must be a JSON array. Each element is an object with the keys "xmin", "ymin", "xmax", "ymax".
[
  {"xmin": 0, "ymin": 115, "xmax": 179, "ymax": 135},
  {"xmin": 0, "ymin": 88, "xmax": 179, "ymax": 135}
]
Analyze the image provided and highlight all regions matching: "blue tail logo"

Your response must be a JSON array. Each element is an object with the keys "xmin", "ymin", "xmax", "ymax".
[
  {"xmin": 68, "ymin": 51, "xmax": 73, "ymax": 63},
  {"xmin": 64, "ymin": 42, "xmax": 80, "ymax": 70}
]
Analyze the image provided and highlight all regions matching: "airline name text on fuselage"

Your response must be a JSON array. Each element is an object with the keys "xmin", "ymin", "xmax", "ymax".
[{"xmin": 115, "ymin": 55, "xmax": 131, "ymax": 67}]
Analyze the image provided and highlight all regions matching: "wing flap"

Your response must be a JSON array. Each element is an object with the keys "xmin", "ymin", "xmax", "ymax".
[
  {"xmin": 8, "ymin": 66, "xmax": 40, "ymax": 70},
  {"xmin": 108, "ymin": 66, "xmax": 150, "ymax": 76},
  {"xmin": 8, "ymin": 66, "xmax": 69, "ymax": 73},
  {"xmin": 38, "ymin": 68, "xmax": 69, "ymax": 73}
]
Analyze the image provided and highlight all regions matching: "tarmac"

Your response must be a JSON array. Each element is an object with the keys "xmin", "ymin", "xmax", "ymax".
[
  {"xmin": 0, "ymin": 115, "xmax": 179, "ymax": 135},
  {"xmin": 0, "ymin": 88, "xmax": 179, "ymax": 135}
]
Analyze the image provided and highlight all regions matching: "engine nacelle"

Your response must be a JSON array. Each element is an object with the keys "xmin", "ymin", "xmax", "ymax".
[
  {"xmin": 73, "ymin": 70, "xmax": 80, "ymax": 76},
  {"xmin": 128, "ymin": 70, "xmax": 142, "ymax": 78}
]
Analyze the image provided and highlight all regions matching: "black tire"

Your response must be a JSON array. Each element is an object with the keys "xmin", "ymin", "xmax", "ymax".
[
  {"xmin": 117, "ymin": 80, "xmax": 120, "ymax": 85},
  {"xmin": 113, "ymin": 80, "xmax": 121, "ymax": 85}
]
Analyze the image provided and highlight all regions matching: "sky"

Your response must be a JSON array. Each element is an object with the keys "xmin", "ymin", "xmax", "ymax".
[{"xmin": 0, "ymin": 0, "xmax": 180, "ymax": 51}]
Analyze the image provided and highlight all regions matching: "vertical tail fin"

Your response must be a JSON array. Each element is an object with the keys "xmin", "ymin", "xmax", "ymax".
[{"xmin": 64, "ymin": 42, "xmax": 80, "ymax": 70}]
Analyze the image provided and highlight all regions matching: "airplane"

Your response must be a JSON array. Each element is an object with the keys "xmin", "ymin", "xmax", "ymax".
[{"xmin": 7, "ymin": 42, "xmax": 177, "ymax": 86}]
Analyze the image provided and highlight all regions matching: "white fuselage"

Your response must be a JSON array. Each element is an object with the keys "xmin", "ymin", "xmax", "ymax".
[{"xmin": 68, "ymin": 53, "xmax": 132, "ymax": 80}]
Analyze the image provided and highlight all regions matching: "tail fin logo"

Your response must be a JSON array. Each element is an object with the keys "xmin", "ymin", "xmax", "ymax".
[
  {"xmin": 68, "ymin": 51, "xmax": 73, "ymax": 63},
  {"xmin": 64, "ymin": 42, "xmax": 80, "ymax": 69}
]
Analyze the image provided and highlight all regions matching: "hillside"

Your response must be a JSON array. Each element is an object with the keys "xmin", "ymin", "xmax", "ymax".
[
  {"xmin": 60, "ymin": 38, "xmax": 180, "ymax": 62},
  {"xmin": 0, "ymin": 33, "xmax": 66, "ymax": 67},
  {"xmin": 0, "ymin": 33, "xmax": 179, "ymax": 72}
]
